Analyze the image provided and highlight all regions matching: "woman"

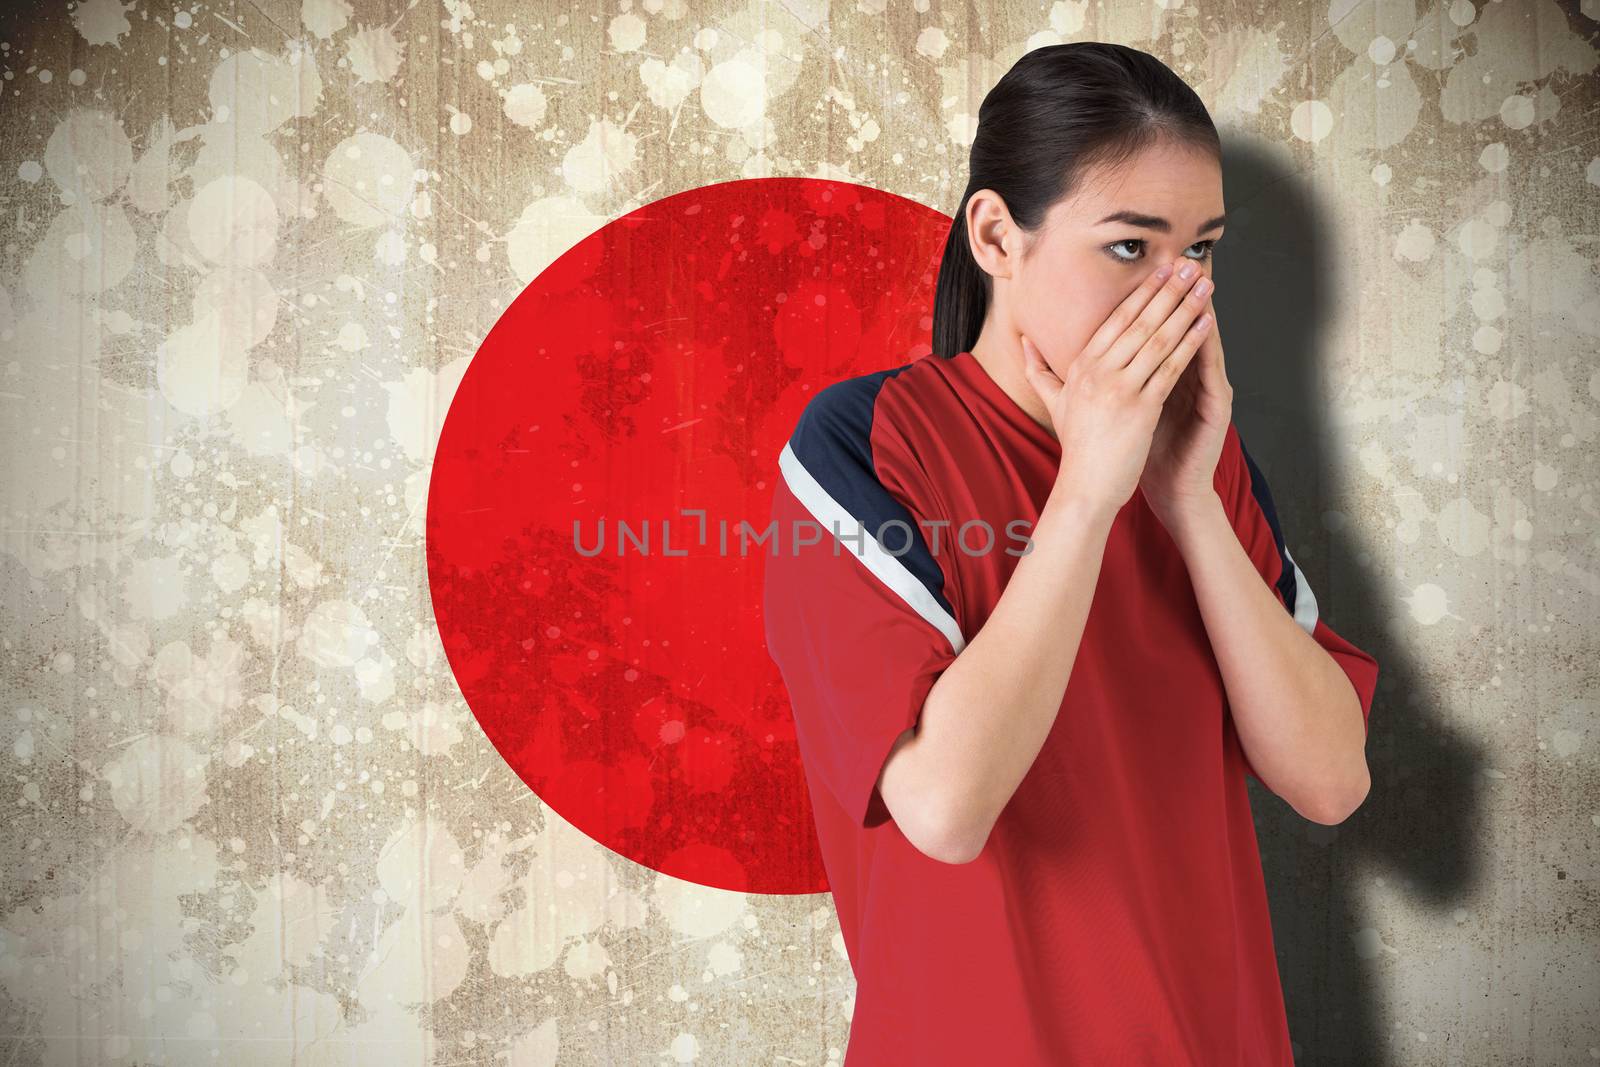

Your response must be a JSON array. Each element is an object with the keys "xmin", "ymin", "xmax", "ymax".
[{"xmin": 762, "ymin": 42, "xmax": 1380, "ymax": 1065}]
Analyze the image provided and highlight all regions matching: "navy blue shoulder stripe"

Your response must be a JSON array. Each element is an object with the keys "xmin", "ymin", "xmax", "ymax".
[
  {"xmin": 776, "ymin": 364, "xmax": 965, "ymax": 654},
  {"xmin": 1237, "ymin": 431, "xmax": 1320, "ymax": 635}
]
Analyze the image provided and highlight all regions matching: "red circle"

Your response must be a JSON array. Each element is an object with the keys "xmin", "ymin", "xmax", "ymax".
[{"xmin": 426, "ymin": 177, "xmax": 950, "ymax": 893}]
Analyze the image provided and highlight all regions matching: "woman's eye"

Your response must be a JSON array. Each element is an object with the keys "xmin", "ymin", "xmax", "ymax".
[{"xmin": 1106, "ymin": 239, "xmax": 1215, "ymax": 263}]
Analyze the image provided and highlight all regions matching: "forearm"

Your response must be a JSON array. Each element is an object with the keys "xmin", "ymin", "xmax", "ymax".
[
  {"xmin": 1164, "ymin": 493, "xmax": 1370, "ymax": 823},
  {"xmin": 907, "ymin": 480, "xmax": 1117, "ymax": 860}
]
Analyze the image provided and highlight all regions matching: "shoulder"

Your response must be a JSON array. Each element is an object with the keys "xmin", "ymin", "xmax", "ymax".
[
  {"xmin": 782, "ymin": 358, "xmax": 929, "ymax": 491},
  {"xmin": 788, "ymin": 360, "xmax": 922, "ymax": 451},
  {"xmin": 775, "ymin": 359, "xmax": 965, "ymax": 650}
]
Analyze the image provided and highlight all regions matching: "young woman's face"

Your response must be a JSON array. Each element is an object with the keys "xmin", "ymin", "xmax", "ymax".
[{"xmin": 1003, "ymin": 140, "xmax": 1225, "ymax": 375}]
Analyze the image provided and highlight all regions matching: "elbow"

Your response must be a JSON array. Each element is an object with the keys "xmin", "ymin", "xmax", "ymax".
[
  {"xmin": 914, "ymin": 801, "xmax": 993, "ymax": 866},
  {"xmin": 1301, "ymin": 767, "xmax": 1372, "ymax": 826},
  {"xmin": 921, "ymin": 834, "xmax": 984, "ymax": 866},
  {"xmin": 879, "ymin": 731, "xmax": 995, "ymax": 864}
]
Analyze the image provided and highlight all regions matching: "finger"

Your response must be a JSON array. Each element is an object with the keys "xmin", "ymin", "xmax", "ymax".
[
  {"xmin": 1101, "ymin": 260, "xmax": 1209, "ymax": 372},
  {"xmin": 1125, "ymin": 275, "xmax": 1214, "ymax": 386},
  {"xmin": 1198, "ymin": 298, "xmax": 1226, "ymax": 385},
  {"xmin": 1206, "ymin": 296, "xmax": 1227, "ymax": 368},
  {"xmin": 1020, "ymin": 334, "xmax": 1063, "ymax": 399},
  {"xmin": 1139, "ymin": 311, "xmax": 1211, "ymax": 401},
  {"xmin": 1190, "ymin": 295, "xmax": 1227, "ymax": 389},
  {"xmin": 1078, "ymin": 260, "xmax": 1179, "ymax": 365}
]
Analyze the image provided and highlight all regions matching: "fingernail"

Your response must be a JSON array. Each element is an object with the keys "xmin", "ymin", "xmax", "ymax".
[
  {"xmin": 1155, "ymin": 263, "xmax": 1173, "ymax": 281},
  {"xmin": 1195, "ymin": 277, "xmax": 1213, "ymax": 297},
  {"xmin": 1178, "ymin": 261, "xmax": 1197, "ymax": 280}
]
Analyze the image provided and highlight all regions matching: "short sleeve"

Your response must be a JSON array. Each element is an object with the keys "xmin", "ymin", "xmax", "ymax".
[
  {"xmin": 1219, "ymin": 423, "xmax": 1380, "ymax": 784},
  {"xmin": 762, "ymin": 381, "xmax": 964, "ymax": 830}
]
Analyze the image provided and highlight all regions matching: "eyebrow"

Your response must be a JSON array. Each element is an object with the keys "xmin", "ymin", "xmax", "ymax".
[{"xmin": 1095, "ymin": 210, "xmax": 1227, "ymax": 237}]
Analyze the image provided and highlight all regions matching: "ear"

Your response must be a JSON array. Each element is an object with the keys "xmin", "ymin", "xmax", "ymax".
[{"xmin": 964, "ymin": 189, "xmax": 1023, "ymax": 281}]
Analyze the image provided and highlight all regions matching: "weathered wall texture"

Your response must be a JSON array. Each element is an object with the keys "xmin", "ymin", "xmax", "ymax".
[{"xmin": 0, "ymin": 0, "xmax": 1596, "ymax": 1063}]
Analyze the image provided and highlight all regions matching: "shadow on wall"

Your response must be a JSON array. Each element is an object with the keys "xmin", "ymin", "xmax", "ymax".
[{"xmin": 1216, "ymin": 138, "xmax": 1490, "ymax": 1067}]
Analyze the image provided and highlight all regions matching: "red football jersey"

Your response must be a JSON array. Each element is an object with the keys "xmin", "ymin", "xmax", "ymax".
[{"xmin": 762, "ymin": 349, "xmax": 1379, "ymax": 1065}]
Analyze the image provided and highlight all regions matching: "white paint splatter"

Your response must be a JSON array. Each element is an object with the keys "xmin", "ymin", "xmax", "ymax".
[
  {"xmin": 503, "ymin": 196, "xmax": 609, "ymax": 286},
  {"xmin": 639, "ymin": 52, "xmax": 703, "ymax": 110},
  {"xmin": 1048, "ymin": 1, "xmax": 1086, "ymax": 35},
  {"xmin": 916, "ymin": 27, "xmax": 950, "ymax": 59},
  {"xmin": 156, "ymin": 310, "xmax": 250, "ymax": 417},
  {"xmin": 297, "ymin": 598, "xmax": 379, "ymax": 669},
  {"xmin": 488, "ymin": 812, "xmax": 619, "ymax": 979},
  {"xmin": 71, "ymin": 0, "xmax": 132, "ymax": 47},
  {"xmin": 44, "ymin": 109, "xmax": 132, "ymax": 202},
  {"xmin": 153, "ymin": 635, "xmax": 246, "ymax": 737},
  {"xmin": 208, "ymin": 46, "xmax": 324, "ymax": 136},
  {"xmin": 301, "ymin": 0, "xmax": 352, "ymax": 39},
  {"xmin": 701, "ymin": 55, "xmax": 767, "ymax": 129},
  {"xmin": 1402, "ymin": 583, "xmax": 1456, "ymax": 625},
  {"xmin": 669, "ymin": 1031, "xmax": 702, "ymax": 1063},
  {"xmin": 24, "ymin": 201, "xmax": 138, "ymax": 299},
  {"xmin": 380, "ymin": 700, "xmax": 466, "ymax": 756},
  {"xmin": 651, "ymin": 868, "xmax": 747, "ymax": 938},
  {"xmin": 1290, "ymin": 99, "xmax": 1334, "ymax": 142},
  {"xmin": 225, "ymin": 378, "xmax": 297, "ymax": 457},
  {"xmin": 383, "ymin": 355, "xmax": 471, "ymax": 463},
  {"xmin": 1393, "ymin": 220, "xmax": 1435, "ymax": 262},
  {"xmin": 189, "ymin": 176, "xmax": 280, "ymax": 267},
  {"xmin": 507, "ymin": 1019, "xmax": 560, "ymax": 1067},
  {"xmin": 1499, "ymin": 94, "xmax": 1536, "ymax": 130},
  {"xmin": 322, "ymin": 132, "xmax": 416, "ymax": 227},
  {"xmin": 346, "ymin": 23, "xmax": 406, "ymax": 84},
  {"xmin": 503, "ymin": 82, "xmax": 549, "ymax": 128},
  {"xmin": 608, "ymin": 12, "xmax": 647, "ymax": 52},
  {"xmin": 102, "ymin": 736, "xmax": 211, "ymax": 834},
  {"xmin": 561, "ymin": 119, "xmax": 638, "ymax": 195},
  {"xmin": 1352, "ymin": 927, "xmax": 1400, "ymax": 959}
]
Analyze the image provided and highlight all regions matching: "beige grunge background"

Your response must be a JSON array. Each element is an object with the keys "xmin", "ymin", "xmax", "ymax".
[{"xmin": 1, "ymin": 0, "xmax": 1597, "ymax": 1063}]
